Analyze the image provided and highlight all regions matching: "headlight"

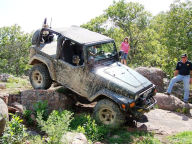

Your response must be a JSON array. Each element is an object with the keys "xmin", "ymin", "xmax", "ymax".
[{"xmin": 135, "ymin": 95, "xmax": 139, "ymax": 100}]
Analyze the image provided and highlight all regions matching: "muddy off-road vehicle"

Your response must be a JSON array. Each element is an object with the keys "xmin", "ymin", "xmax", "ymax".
[{"xmin": 29, "ymin": 23, "xmax": 157, "ymax": 127}]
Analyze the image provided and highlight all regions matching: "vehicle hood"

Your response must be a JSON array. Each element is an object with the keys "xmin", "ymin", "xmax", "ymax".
[{"xmin": 94, "ymin": 62, "xmax": 152, "ymax": 95}]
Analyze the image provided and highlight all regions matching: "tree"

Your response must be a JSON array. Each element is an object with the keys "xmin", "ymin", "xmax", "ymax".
[
  {"xmin": 159, "ymin": 0, "xmax": 192, "ymax": 76},
  {"xmin": 105, "ymin": 0, "xmax": 151, "ymax": 60},
  {"xmin": 0, "ymin": 25, "xmax": 32, "ymax": 75}
]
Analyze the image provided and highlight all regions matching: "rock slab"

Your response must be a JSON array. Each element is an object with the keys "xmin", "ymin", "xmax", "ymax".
[
  {"xmin": 61, "ymin": 132, "xmax": 88, "ymax": 144},
  {"xmin": 139, "ymin": 109, "xmax": 192, "ymax": 135},
  {"xmin": 21, "ymin": 89, "xmax": 75, "ymax": 112},
  {"xmin": 154, "ymin": 93, "xmax": 192, "ymax": 111},
  {"xmin": 0, "ymin": 98, "xmax": 8, "ymax": 136}
]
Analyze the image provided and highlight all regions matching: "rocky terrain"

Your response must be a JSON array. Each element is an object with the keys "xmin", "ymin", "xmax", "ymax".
[{"xmin": 0, "ymin": 67, "xmax": 192, "ymax": 143}]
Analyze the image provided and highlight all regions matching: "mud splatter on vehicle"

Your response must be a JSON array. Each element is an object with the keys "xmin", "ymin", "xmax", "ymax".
[{"xmin": 29, "ymin": 21, "xmax": 156, "ymax": 127}]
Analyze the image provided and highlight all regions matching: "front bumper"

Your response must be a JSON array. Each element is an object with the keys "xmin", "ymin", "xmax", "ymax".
[{"xmin": 135, "ymin": 97, "xmax": 157, "ymax": 112}]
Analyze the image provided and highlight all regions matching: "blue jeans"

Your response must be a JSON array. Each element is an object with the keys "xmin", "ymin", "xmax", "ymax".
[
  {"xmin": 121, "ymin": 51, "xmax": 128, "ymax": 59},
  {"xmin": 167, "ymin": 75, "xmax": 190, "ymax": 102}
]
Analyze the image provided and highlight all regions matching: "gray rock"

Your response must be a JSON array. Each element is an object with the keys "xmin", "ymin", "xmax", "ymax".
[
  {"xmin": 0, "ymin": 94, "xmax": 9, "ymax": 105},
  {"xmin": 12, "ymin": 102, "xmax": 26, "ymax": 113},
  {"xmin": 61, "ymin": 132, "xmax": 88, "ymax": 144},
  {"xmin": 135, "ymin": 67, "xmax": 166, "ymax": 92},
  {"xmin": 0, "ymin": 83, "xmax": 6, "ymax": 89},
  {"xmin": 139, "ymin": 109, "xmax": 192, "ymax": 135},
  {"xmin": 21, "ymin": 88, "xmax": 75, "ymax": 112},
  {"xmin": 154, "ymin": 93, "xmax": 192, "ymax": 112},
  {"xmin": 0, "ymin": 98, "xmax": 8, "ymax": 136},
  {"xmin": 26, "ymin": 130, "xmax": 39, "ymax": 136},
  {"xmin": 0, "ymin": 73, "xmax": 12, "ymax": 82}
]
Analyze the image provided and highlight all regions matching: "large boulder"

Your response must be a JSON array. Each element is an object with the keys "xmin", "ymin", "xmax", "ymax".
[
  {"xmin": 0, "ymin": 93, "xmax": 9, "ymax": 105},
  {"xmin": 135, "ymin": 67, "xmax": 166, "ymax": 92},
  {"xmin": 164, "ymin": 80, "xmax": 192, "ymax": 102},
  {"xmin": 21, "ymin": 88, "xmax": 76, "ymax": 112},
  {"xmin": 0, "ymin": 98, "xmax": 8, "ymax": 136},
  {"xmin": 61, "ymin": 132, "xmax": 88, "ymax": 144},
  {"xmin": 12, "ymin": 102, "xmax": 26, "ymax": 113},
  {"xmin": 154, "ymin": 93, "xmax": 192, "ymax": 112}
]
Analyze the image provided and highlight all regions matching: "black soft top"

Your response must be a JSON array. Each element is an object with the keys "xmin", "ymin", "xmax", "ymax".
[{"xmin": 47, "ymin": 26, "xmax": 114, "ymax": 46}]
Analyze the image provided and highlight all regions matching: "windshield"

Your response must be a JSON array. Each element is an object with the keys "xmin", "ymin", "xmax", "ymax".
[{"xmin": 87, "ymin": 42, "xmax": 117, "ymax": 62}]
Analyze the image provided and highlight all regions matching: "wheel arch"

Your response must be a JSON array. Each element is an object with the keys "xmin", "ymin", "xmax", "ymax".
[
  {"xmin": 29, "ymin": 55, "xmax": 56, "ymax": 81},
  {"xmin": 90, "ymin": 89, "xmax": 133, "ymax": 111}
]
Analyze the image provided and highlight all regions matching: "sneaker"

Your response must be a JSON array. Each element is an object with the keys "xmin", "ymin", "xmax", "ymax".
[{"xmin": 164, "ymin": 92, "xmax": 170, "ymax": 95}]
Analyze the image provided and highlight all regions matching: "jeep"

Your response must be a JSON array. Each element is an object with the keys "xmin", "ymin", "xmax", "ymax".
[{"xmin": 29, "ymin": 22, "xmax": 157, "ymax": 127}]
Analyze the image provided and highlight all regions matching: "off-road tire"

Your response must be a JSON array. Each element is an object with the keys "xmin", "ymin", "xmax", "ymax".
[
  {"xmin": 93, "ymin": 99, "xmax": 125, "ymax": 127},
  {"xmin": 32, "ymin": 29, "xmax": 41, "ymax": 46},
  {"xmin": 29, "ymin": 64, "xmax": 52, "ymax": 89}
]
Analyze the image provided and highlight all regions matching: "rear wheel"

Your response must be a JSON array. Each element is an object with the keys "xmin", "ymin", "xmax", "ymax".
[
  {"xmin": 29, "ymin": 64, "xmax": 52, "ymax": 89},
  {"xmin": 93, "ymin": 99, "xmax": 125, "ymax": 127}
]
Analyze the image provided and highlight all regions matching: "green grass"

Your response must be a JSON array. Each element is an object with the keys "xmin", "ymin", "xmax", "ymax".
[
  {"xmin": 105, "ymin": 129, "xmax": 162, "ymax": 144},
  {"xmin": 6, "ymin": 76, "xmax": 29, "ymax": 89},
  {"xmin": 168, "ymin": 131, "xmax": 192, "ymax": 144},
  {"xmin": 1, "ymin": 76, "xmax": 31, "ymax": 94}
]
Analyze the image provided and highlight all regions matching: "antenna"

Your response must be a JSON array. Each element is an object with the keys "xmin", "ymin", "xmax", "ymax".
[
  {"xmin": 44, "ymin": 18, "xmax": 47, "ymax": 25},
  {"xmin": 50, "ymin": 18, "xmax": 52, "ymax": 29}
]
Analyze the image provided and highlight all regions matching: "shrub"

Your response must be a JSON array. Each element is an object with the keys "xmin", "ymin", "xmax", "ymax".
[
  {"xmin": 71, "ymin": 114, "xmax": 109, "ymax": 142},
  {"xmin": 33, "ymin": 100, "xmax": 49, "ymax": 120},
  {"xmin": 36, "ymin": 110, "xmax": 73, "ymax": 144},
  {"xmin": 0, "ymin": 114, "xmax": 28, "ymax": 144},
  {"xmin": 23, "ymin": 110, "xmax": 34, "ymax": 126}
]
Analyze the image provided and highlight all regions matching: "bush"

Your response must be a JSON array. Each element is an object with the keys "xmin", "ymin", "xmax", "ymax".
[
  {"xmin": 0, "ymin": 114, "xmax": 28, "ymax": 144},
  {"xmin": 36, "ymin": 110, "xmax": 73, "ymax": 144},
  {"xmin": 0, "ymin": 25, "xmax": 32, "ymax": 76},
  {"xmin": 70, "ymin": 114, "xmax": 110, "ymax": 142},
  {"xmin": 33, "ymin": 100, "xmax": 49, "ymax": 121},
  {"xmin": 23, "ymin": 110, "xmax": 34, "ymax": 126}
]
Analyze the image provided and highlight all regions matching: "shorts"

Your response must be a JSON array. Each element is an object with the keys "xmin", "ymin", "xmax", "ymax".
[{"xmin": 121, "ymin": 51, "xmax": 128, "ymax": 59}]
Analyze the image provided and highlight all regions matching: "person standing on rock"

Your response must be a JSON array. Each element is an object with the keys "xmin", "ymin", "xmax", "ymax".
[
  {"xmin": 165, "ymin": 54, "xmax": 192, "ymax": 103},
  {"xmin": 120, "ymin": 37, "xmax": 130, "ymax": 65}
]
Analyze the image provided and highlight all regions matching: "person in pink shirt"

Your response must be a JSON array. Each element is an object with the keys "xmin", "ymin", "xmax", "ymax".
[{"xmin": 120, "ymin": 37, "xmax": 130, "ymax": 65}]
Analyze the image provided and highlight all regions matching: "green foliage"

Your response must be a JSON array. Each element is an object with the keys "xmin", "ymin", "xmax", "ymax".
[
  {"xmin": 6, "ymin": 76, "xmax": 29, "ymax": 89},
  {"xmin": 33, "ymin": 100, "xmax": 49, "ymax": 121},
  {"xmin": 81, "ymin": 15, "xmax": 108, "ymax": 34},
  {"xmin": 0, "ymin": 114, "xmax": 28, "ymax": 144},
  {"xmin": 36, "ymin": 110, "xmax": 73, "ymax": 144},
  {"xmin": 26, "ymin": 135, "xmax": 45, "ymax": 144},
  {"xmin": 23, "ymin": 110, "xmax": 34, "ymax": 126},
  {"xmin": 70, "ymin": 114, "xmax": 109, "ymax": 142},
  {"xmin": 168, "ymin": 131, "xmax": 192, "ymax": 144},
  {"xmin": 81, "ymin": 0, "xmax": 192, "ymax": 77},
  {"xmin": 0, "ymin": 25, "xmax": 32, "ymax": 76},
  {"xmin": 176, "ymin": 107, "xmax": 190, "ymax": 114},
  {"xmin": 106, "ymin": 129, "xmax": 161, "ymax": 144}
]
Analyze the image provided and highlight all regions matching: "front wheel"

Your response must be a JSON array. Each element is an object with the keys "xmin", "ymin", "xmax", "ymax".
[
  {"xmin": 29, "ymin": 64, "xmax": 52, "ymax": 89},
  {"xmin": 93, "ymin": 99, "xmax": 125, "ymax": 128}
]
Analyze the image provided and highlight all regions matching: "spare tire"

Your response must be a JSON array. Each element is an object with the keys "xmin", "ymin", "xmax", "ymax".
[{"xmin": 32, "ymin": 29, "xmax": 41, "ymax": 46}]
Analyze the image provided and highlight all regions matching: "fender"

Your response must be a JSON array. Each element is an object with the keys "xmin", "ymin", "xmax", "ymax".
[
  {"xmin": 29, "ymin": 54, "xmax": 56, "ymax": 81},
  {"xmin": 90, "ymin": 89, "xmax": 134, "ymax": 110}
]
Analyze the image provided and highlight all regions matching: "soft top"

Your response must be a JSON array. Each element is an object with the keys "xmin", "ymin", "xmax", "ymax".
[{"xmin": 52, "ymin": 26, "xmax": 114, "ymax": 45}]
